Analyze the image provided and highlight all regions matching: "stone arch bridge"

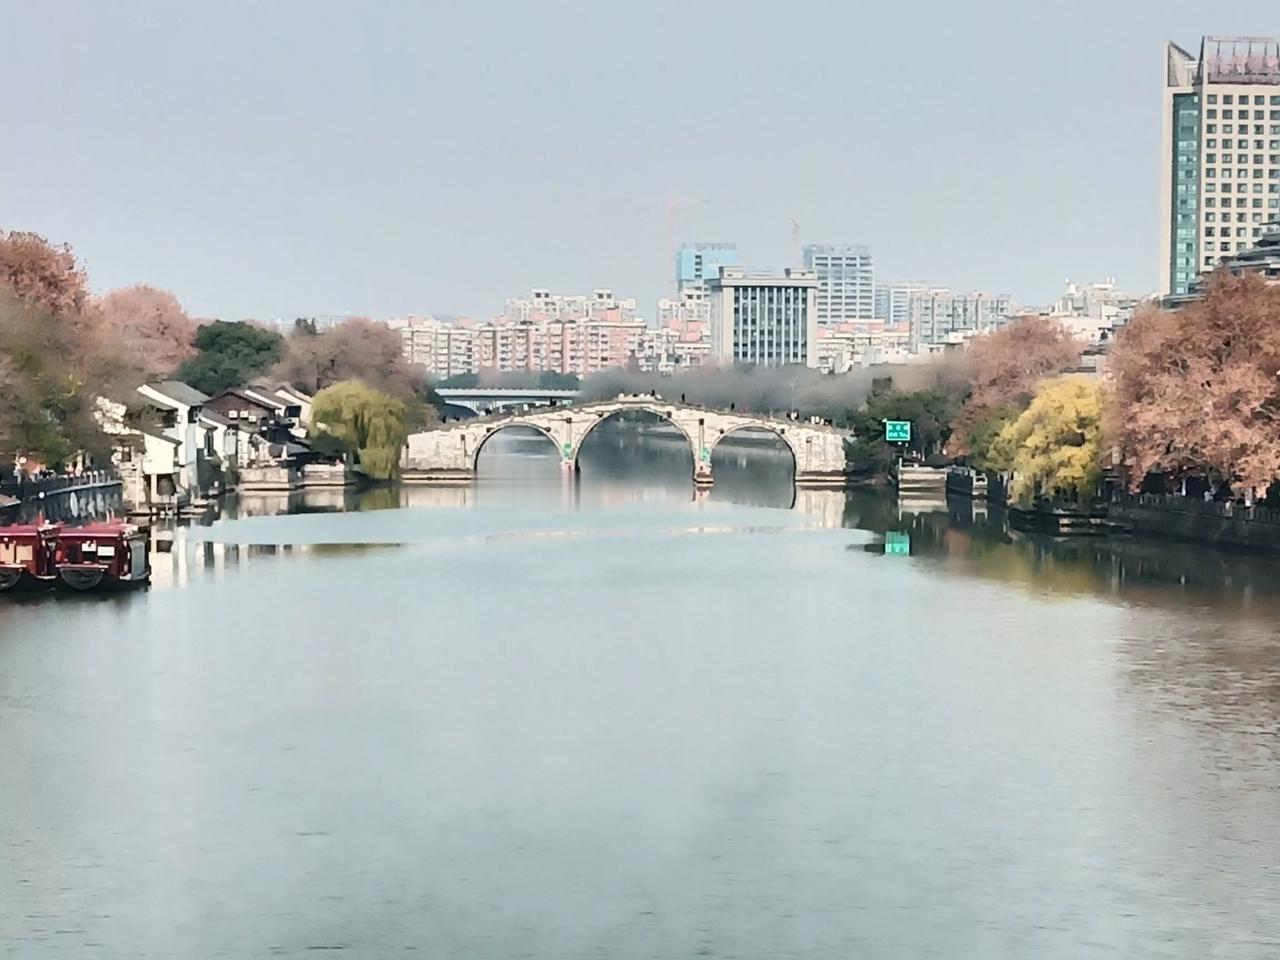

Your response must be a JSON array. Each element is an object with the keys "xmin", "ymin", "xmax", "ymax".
[{"xmin": 402, "ymin": 395, "xmax": 849, "ymax": 487}]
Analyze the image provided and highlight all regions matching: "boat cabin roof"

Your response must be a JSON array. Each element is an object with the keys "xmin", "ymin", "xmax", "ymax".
[
  {"xmin": 60, "ymin": 522, "xmax": 144, "ymax": 540},
  {"xmin": 0, "ymin": 523, "xmax": 62, "ymax": 538}
]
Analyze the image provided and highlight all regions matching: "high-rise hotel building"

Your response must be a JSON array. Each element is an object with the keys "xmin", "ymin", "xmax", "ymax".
[{"xmin": 1161, "ymin": 37, "xmax": 1280, "ymax": 297}]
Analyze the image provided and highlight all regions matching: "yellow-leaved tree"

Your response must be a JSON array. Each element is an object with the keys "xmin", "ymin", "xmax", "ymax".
[
  {"xmin": 997, "ymin": 375, "xmax": 1105, "ymax": 504},
  {"xmin": 310, "ymin": 380, "xmax": 408, "ymax": 480}
]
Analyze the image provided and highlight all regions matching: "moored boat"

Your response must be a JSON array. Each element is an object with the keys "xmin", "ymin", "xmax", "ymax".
[
  {"xmin": 0, "ymin": 522, "xmax": 61, "ymax": 593},
  {"xmin": 55, "ymin": 522, "xmax": 151, "ymax": 592}
]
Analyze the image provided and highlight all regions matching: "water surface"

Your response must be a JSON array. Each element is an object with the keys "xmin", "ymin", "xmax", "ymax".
[{"xmin": 3, "ymin": 432, "xmax": 1278, "ymax": 958}]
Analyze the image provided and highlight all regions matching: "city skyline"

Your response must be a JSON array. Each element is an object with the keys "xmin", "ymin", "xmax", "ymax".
[{"xmin": 2, "ymin": 2, "xmax": 1271, "ymax": 322}]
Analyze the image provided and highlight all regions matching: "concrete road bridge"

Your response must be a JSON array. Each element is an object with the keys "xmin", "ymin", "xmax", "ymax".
[
  {"xmin": 435, "ymin": 387, "xmax": 579, "ymax": 414},
  {"xmin": 403, "ymin": 394, "xmax": 849, "ymax": 487}
]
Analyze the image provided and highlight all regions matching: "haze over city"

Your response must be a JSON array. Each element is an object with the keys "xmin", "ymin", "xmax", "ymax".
[{"xmin": 2, "ymin": 0, "xmax": 1270, "ymax": 320}]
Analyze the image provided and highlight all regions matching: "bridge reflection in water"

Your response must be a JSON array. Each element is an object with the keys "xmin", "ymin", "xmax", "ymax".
[{"xmin": 114, "ymin": 427, "xmax": 1280, "ymax": 625}]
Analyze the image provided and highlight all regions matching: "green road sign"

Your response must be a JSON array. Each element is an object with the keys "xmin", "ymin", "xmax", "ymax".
[
  {"xmin": 884, "ymin": 531, "xmax": 911, "ymax": 556},
  {"xmin": 884, "ymin": 420, "xmax": 912, "ymax": 443}
]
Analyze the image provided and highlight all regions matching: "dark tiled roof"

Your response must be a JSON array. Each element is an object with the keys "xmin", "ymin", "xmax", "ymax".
[
  {"xmin": 147, "ymin": 380, "xmax": 210, "ymax": 407},
  {"xmin": 198, "ymin": 409, "xmax": 232, "ymax": 427}
]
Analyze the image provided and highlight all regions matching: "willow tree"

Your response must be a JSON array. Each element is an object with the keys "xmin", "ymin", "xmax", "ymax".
[
  {"xmin": 311, "ymin": 380, "xmax": 408, "ymax": 480},
  {"xmin": 998, "ymin": 375, "xmax": 1105, "ymax": 504}
]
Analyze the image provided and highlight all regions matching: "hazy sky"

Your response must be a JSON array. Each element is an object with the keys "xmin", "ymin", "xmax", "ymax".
[{"xmin": 1, "ymin": 1, "xmax": 1270, "ymax": 321}]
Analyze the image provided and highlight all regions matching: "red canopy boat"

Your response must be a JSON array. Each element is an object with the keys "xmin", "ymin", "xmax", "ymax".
[
  {"xmin": 0, "ymin": 523, "xmax": 61, "ymax": 593},
  {"xmin": 55, "ymin": 522, "xmax": 151, "ymax": 592}
]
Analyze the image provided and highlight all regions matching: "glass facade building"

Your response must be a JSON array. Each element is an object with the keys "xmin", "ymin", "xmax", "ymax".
[{"xmin": 1161, "ymin": 37, "xmax": 1280, "ymax": 297}]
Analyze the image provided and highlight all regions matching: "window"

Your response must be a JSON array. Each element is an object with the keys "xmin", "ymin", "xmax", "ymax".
[
  {"xmin": 1258, "ymin": 110, "xmax": 1268, "ymax": 120},
  {"xmin": 1206, "ymin": 167, "xmax": 1216, "ymax": 178},
  {"xmin": 1221, "ymin": 242, "xmax": 1231, "ymax": 251},
  {"xmin": 1237, "ymin": 227, "xmax": 1248, "ymax": 237},
  {"xmin": 1256, "ymin": 184, "xmax": 1265, "ymax": 193},
  {"xmin": 1208, "ymin": 138, "xmax": 1218, "ymax": 148},
  {"xmin": 1257, "ymin": 95, "xmax": 1267, "ymax": 106},
  {"xmin": 1206, "ymin": 153, "xmax": 1217, "ymax": 164},
  {"xmin": 1223, "ymin": 109, "xmax": 1233, "ymax": 119},
  {"xmin": 1208, "ymin": 124, "xmax": 1218, "ymax": 134},
  {"xmin": 1273, "ymin": 96, "xmax": 1280, "ymax": 105},
  {"xmin": 1224, "ymin": 94, "xmax": 1234, "ymax": 104},
  {"xmin": 1206, "ymin": 212, "xmax": 1217, "ymax": 222},
  {"xmin": 1208, "ymin": 94, "xmax": 1218, "ymax": 104},
  {"xmin": 1207, "ymin": 109, "xmax": 1218, "ymax": 119},
  {"xmin": 1238, "ymin": 154, "xmax": 1248, "ymax": 164},
  {"xmin": 1205, "ymin": 197, "xmax": 1216, "ymax": 207}
]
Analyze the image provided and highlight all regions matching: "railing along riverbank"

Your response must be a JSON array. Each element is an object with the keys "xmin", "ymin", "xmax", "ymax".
[
  {"xmin": 1109, "ymin": 492, "xmax": 1280, "ymax": 552},
  {"xmin": 0, "ymin": 470, "xmax": 121, "ymax": 500}
]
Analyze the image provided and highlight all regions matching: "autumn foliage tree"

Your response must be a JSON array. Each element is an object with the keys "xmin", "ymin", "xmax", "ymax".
[
  {"xmin": 0, "ymin": 230, "xmax": 88, "ymax": 317},
  {"xmin": 274, "ymin": 317, "xmax": 417, "ymax": 397},
  {"xmin": 1108, "ymin": 273, "xmax": 1280, "ymax": 495},
  {"xmin": 996, "ymin": 375, "xmax": 1105, "ymax": 503},
  {"xmin": 94, "ymin": 284, "xmax": 198, "ymax": 379},
  {"xmin": 0, "ymin": 234, "xmax": 106, "ymax": 465},
  {"xmin": 952, "ymin": 316, "xmax": 1083, "ymax": 458}
]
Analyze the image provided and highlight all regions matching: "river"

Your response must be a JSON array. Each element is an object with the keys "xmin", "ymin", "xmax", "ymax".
[{"xmin": 2, "ymin": 426, "xmax": 1279, "ymax": 958}]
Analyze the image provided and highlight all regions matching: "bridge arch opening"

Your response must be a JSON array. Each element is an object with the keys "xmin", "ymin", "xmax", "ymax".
[
  {"xmin": 473, "ymin": 423, "xmax": 561, "ymax": 481},
  {"xmin": 574, "ymin": 407, "xmax": 696, "ymax": 485},
  {"xmin": 708, "ymin": 426, "xmax": 797, "ymax": 505}
]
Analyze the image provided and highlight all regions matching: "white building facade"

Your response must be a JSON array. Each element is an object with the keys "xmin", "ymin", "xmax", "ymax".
[
  {"xmin": 709, "ymin": 268, "xmax": 819, "ymax": 368},
  {"xmin": 803, "ymin": 244, "xmax": 875, "ymax": 325}
]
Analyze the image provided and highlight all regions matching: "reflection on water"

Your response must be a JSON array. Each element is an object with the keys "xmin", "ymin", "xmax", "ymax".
[
  {"xmin": 141, "ymin": 439, "xmax": 1280, "ymax": 620},
  {"xmin": 3, "ymin": 431, "xmax": 1279, "ymax": 958}
]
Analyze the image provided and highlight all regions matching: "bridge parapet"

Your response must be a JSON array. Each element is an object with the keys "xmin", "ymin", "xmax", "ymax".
[{"xmin": 403, "ymin": 394, "xmax": 849, "ymax": 487}]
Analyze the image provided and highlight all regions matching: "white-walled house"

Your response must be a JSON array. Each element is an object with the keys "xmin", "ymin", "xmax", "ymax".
[{"xmin": 136, "ymin": 381, "xmax": 211, "ymax": 495}]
